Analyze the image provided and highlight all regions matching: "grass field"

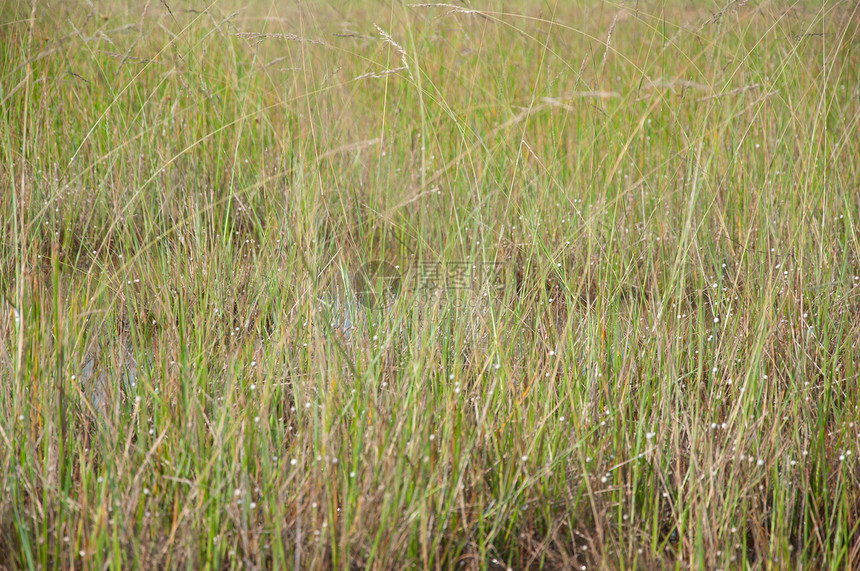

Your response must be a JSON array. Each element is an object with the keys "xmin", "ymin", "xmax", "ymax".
[{"xmin": 1, "ymin": 0, "xmax": 859, "ymax": 568}]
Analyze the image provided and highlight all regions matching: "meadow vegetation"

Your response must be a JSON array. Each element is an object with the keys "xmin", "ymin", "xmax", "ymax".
[{"xmin": 1, "ymin": 0, "xmax": 859, "ymax": 568}]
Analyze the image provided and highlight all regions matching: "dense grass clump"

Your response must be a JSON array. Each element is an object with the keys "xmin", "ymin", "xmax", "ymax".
[{"xmin": 1, "ymin": 0, "xmax": 859, "ymax": 568}]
